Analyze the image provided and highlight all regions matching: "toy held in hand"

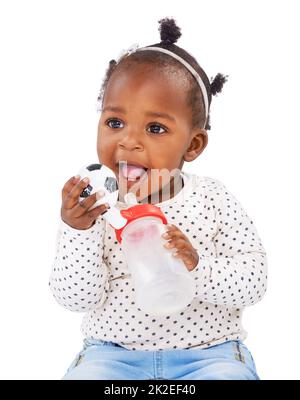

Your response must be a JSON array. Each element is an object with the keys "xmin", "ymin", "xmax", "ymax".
[
  {"xmin": 77, "ymin": 163, "xmax": 119, "ymax": 210},
  {"xmin": 76, "ymin": 163, "xmax": 127, "ymax": 229}
]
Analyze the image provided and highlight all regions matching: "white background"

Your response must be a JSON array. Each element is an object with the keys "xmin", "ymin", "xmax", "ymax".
[{"xmin": 0, "ymin": 0, "xmax": 299, "ymax": 380}]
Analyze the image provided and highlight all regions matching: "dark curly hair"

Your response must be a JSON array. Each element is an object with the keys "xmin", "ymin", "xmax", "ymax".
[{"xmin": 96, "ymin": 17, "xmax": 228, "ymax": 131}]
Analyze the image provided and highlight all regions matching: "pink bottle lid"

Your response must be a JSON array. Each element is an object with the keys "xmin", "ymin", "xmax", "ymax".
[{"xmin": 114, "ymin": 204, "xmax": 168, "ymax": 244}]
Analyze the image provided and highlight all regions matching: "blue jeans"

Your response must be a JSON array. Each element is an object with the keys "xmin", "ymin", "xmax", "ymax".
[{"xmin": 62, "ymin": 339, "xmax": 260, "ymax": 380}]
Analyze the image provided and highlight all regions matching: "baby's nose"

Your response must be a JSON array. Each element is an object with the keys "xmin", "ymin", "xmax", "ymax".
[{"xmin": 118, "ymin": 132, "xmax": 144, "ymax": 151}]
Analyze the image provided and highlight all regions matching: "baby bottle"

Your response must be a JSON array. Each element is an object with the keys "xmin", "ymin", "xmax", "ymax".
[{"xmin": 114, "ymin": 202, "xmax": 196, "ymax": 316}]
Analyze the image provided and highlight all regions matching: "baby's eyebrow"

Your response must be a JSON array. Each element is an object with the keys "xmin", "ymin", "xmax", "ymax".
[{"xmin": 102, "ymin": 106, "xmax": 175, "ymax": 122}]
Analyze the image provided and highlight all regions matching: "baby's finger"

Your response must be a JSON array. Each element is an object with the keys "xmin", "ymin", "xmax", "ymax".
[
  {"xmin": 162, "ymin": 229, "xmax": 187, "ymax": 241},
  {"xmin": 172, "ymin": 249, "xmax": 198, "ymax": 271},
  {"xmin": 166, "ymin": 224, "xmax": 177, "ymax": 231},
  {"xmin": 72, "ymin": 190, "xmax": 107, "ymax": 218},
  {"xmin": 61, "ymin": 175, "xmax": 81, "ymax": 202},
  {"xmin": 85, "ymin": 202, "xmax": 111, "ymax": 223},
  {"xmin": 64, "ymin": 177, "xmax": 90, "ymax": 210},
  {"xmin": 163, "ymin": 238, "xmax": 188, "ymax": 251},
  {"xmin": 172, "ymin": 248, "xmax": 193, "ymax": 262}
]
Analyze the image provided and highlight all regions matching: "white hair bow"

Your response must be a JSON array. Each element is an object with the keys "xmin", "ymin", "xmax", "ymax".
[{"xmin": 116, "ymin": 42, "xmax": 140, "ymax": 63}]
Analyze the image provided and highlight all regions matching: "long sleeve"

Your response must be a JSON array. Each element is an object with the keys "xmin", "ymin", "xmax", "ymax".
[
  {"xmin": 190, "ymin": 181, "xmax": 268, "ymax": 308},
  {"xmin": 49, "ymin": 216, "xmax": 110, "ymax": 312}
]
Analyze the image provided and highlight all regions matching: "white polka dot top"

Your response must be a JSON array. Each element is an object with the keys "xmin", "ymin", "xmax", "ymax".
[{"xmin": 49, "ymin": 172, "xmax": 268, "ymax": 351}]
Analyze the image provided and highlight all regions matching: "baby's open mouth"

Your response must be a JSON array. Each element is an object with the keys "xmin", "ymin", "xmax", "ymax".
[{"xmin": 116, "ymin": 161, "xmax": 148, "ymax": 182}]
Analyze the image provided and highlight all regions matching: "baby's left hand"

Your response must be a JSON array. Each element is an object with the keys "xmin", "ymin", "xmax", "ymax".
[{"xmin": 161, "ymin": 224, "xmax": 199, "ymax": 272}]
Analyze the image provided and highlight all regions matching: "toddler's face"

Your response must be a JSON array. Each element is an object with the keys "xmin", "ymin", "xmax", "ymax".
[{"xmin": 97, "ymin": 64, "xmax": 207, "ymax": 203}]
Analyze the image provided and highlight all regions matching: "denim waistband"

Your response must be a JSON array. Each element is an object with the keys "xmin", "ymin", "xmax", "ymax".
[
  {"xmin": 84, "ymin": 338, "xmax": 123, "ymax": 348},
  {"xmin": 83, "ymin": 338, "xmax": 244, "ymax": 351}
]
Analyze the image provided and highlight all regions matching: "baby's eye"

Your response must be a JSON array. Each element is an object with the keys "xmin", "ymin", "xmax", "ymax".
[
  {"xmin": 147, "ymin": 124, "xmax": 167, "ymax": 135},
  {"xmin": 106, "ymin": 118, "xmax": 123, "ymax": 129}
]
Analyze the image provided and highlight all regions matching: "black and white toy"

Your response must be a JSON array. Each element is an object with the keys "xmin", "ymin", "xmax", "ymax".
[
  {"xmin": 77, "ymin": 163, "xmax": 131, "ymax": 229},
  {"xmin": 77, "ymin": 163, "xmax": 118, "ymax": 208}
]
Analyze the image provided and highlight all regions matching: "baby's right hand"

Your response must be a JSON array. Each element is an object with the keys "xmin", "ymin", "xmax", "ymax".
[{"xmin": 61, "ymin": 175, "xmax": 110, "ymax": 230}]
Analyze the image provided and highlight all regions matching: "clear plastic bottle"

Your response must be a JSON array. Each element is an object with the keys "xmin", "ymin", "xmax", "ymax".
[{"xmin": 115, "ymin": 207, "xmax": 196, "ymax": 316}]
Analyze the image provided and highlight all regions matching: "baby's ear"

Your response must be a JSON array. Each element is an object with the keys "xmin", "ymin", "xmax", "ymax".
[{"xmin": 184, "ymin": 129, "xmax": 208, "ymax": 162}]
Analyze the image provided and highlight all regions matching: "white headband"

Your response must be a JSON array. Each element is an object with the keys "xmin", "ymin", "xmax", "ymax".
[{"xmin": 136, "ymin": 46, "xmax": 209, "ymax": 124}]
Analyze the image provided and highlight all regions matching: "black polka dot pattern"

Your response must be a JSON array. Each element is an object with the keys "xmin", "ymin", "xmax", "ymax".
[
  {"xmin": 49, "ymin": 174, "xmax": 268, "ymax": 351},
  {"xmin": 49, "ymin": 216, "xmax": 110, "ymax": 312}
]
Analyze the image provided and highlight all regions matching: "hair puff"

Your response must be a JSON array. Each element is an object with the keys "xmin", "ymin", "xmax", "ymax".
[
  {"xmin": 158, "ymin": 17, "xmax": 182, "ymax": 46},
  {"xmin": 210, "ymin": 73, "xmax": 229, "ymax": 96}
]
